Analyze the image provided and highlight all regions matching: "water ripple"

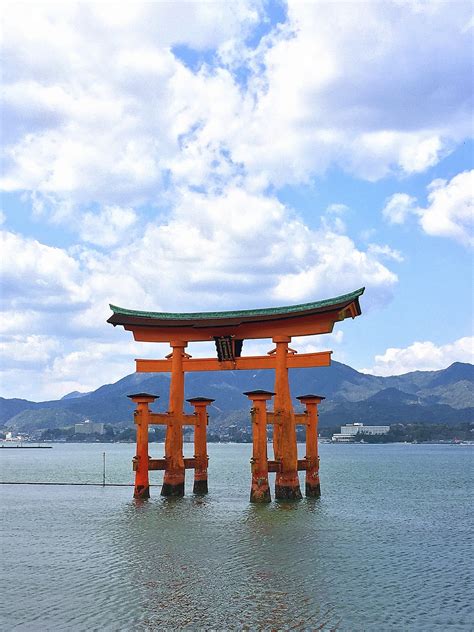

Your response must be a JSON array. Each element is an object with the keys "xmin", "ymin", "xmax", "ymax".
[{"xmin": 1, "ymin": 443, "xmax": 472, "ymax": 630}]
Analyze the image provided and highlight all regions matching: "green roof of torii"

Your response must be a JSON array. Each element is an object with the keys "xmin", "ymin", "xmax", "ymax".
[{"xmin": 108, "ymin": 287, "xmax": 364, "ymax": 323}]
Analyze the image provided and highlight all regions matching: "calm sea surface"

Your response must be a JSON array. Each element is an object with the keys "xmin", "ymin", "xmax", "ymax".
[{"xmin": 0, "ymin": 443, "xmax": 472, "ymax": 631}]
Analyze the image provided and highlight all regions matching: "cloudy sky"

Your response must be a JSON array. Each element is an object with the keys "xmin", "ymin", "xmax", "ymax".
[{"xmin": 1, "ymin": 0, "xmax": 473, "ymax": 401}]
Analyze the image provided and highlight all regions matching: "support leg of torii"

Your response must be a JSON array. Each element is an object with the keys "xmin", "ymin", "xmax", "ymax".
[
  {"xmin": 161, "ymin": 341, "xmax": 187, "ymax": 497},
  {"xmin": 245, "ymin": 390, "xmax": 272, "ymax": 503},
  {"xmin": 128, "ymin": 393, "xmax": 159, "ymax": 499},
  {"xmin": 188, "ymin": 397, "xmax": 214, "ymax": 495},
  {"xmin": 297, "ymin": 395, "xmax": 324, "ymax": 497},
  {"xmin": 273, "ymin": 336, "xmax": 302, "ymax": 500}
]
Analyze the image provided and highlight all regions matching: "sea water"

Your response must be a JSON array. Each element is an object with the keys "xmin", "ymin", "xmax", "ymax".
[{"xmin": 0, "ymin": 443, "xmax": 472, "ymax": 631}]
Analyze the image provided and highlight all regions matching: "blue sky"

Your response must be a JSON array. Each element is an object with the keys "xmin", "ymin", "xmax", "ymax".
[{"xmin": 1, "ymin": 1, "xmax": 473, "ymax": 401}]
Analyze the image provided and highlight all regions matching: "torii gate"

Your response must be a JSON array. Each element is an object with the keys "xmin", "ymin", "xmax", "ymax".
[{"xmin": 107, "ymin": 287, "xmax": 364, "ymax": 502}]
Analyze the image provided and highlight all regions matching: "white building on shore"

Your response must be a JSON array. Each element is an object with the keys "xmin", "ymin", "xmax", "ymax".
[
  {"xmin": 74, "ymin": 420, "xmax": 105, "ymax": 435},
  {"xmin": 332, "ymin": 422, "xmax": 389, "ymax": 442}
]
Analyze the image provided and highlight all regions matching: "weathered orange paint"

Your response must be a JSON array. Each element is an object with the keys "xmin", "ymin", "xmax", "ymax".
[
  {"xmin": 245, "ymin": 391, "xmax": 273, "ymax": 503},
  {"xmin": 293, "ymin": 413, "xmax": 308, "ymax": 426},
  {"xmin": 135, "ymin": 350, "xmax": 332, "ymax": 373},
  {"xmin": 128, "ymin": 394, "xmax": 158, "ymax": 499},
  {"xmin": 297, "ymin": 395, "xmax": 325, "ymax": 497},
  {"xmin": 112, "ymin": 290, "xmax": 365, "ymax": 500},
  {"xmin": 161, "ymin": 341, "xmax": 186, "ymax": 497},
  {"xmin": 145, "ymin": 457, "xmax": 197, "ymax": 471},
  {"xmin": 267, "ymin": 411, "xmax": 308, "ymax": 426},
  {"xmin": 268, "ymin": 459, "xmax": 313, "ymax": 472},
  {"xmin": 126, "ymin": 312, "xmax": 338, "ymax": 343},
  {"xmin": 188, "ymin": 398, "xmax": 213, "ymax": 495},
  {"xmin": 148, "ymin": 412, "xmax": 196, "ymax": 425},
  {"xmin": 273, "ymin": 337, "xmax": 302, "ymax": 500}
]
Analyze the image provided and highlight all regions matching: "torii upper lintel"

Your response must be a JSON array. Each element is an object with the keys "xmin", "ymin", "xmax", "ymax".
[{"xmin": 107, "ymin": 287, "xmax": 364, "ymax": 343}]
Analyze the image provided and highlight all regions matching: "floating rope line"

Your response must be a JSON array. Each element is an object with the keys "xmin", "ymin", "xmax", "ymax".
[{"xmin": 0, "ymin": 481, "xmax": 163, "ymax": 487}]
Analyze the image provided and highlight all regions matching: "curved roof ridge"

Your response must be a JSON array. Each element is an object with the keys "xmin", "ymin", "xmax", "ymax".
[{"xmin": 109, "ymin": 287, "xmax": 364, "ymax": 321}]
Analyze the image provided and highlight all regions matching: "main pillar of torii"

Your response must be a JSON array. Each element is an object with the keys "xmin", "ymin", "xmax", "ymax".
[{"xmin": 108, "ymin": 288, "xmax": 364, "ymax": 499}]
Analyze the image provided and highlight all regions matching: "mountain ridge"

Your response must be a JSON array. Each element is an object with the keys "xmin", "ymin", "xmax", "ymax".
[{"xmin": 1, "ymin": 361, "xmax": 472, "ymax": 432}]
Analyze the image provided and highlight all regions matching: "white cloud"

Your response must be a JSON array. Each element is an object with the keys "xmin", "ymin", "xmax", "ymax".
[
  {"xmin": 361, "ymin": 336, "xmax": 474, "ymax": 376},
  {"xmin": 46, "ymin": 340, "xmax": 159, "ymax": 385},
  {"xmin": 0, "ymin": 333, "xmax": 169, "ymax": 400},
  {"xmin": 296, "ymin": 330, "xmax": 344, "ymax": 354},
  {"xmin": 79, "ymin": 206, "xmax": 137, "ymax": 247},
  {"xmin": 383, "ymin": 170, "xmax": 473, "ymax": 246},
  {"xmin": 347, "ymin": 132, "xmax": 444, "ymax": 180},
  {"xmin": 115, "ymin": 187, "xmax": 398, "ymax": 310},
  {"xmin": 420, "ymin": 171, "xmax": 473, "ymax": 246},
  {"xmin": 367, "ymin": 244, "xmax": 404, "ymax": 263},
  {"xmin": 398, "ymin": 135, "xmax": 443, "ymax": 174},
  {"xmin": 1, "ymin": 2, "xmax": 472, "ymax": 399},
  {"xmin": 0, "ymin": 230, "xmax": 85, "ymax": 309},
  {"xmin": 0, "ymin": 188, "xmax": 400, "ymax": 399},
  {"xmin": 228, "ymin": 1, "xmax": 472, "ymax": 184},
  {"xmin": 383, "ymin": 193, "xmax": 419, "ymax": 225},
  {"xmin": 272, "ymin": 230, "xmax": 397, "ymax": 306},
  {"xmin": 0, "ymin": 311, "xmax": 39, "ymax": 335},
  {"xmin": 0, "ymin": 335, "xmax": 60, "ymax": 366},
  {"xmin": 1, "ymin": 330, "xmax": 337, "ymax": 398},
  {"xmin": 1, "ymin": 1, "xmax": 472, "ymax": 220},
  {"xmin": 0, "ymin": 2, "xmax": 264, "ymax": 220},
  {"xmin": 239, "ymin": 330, "xmax": 344, "ymax": 360}
]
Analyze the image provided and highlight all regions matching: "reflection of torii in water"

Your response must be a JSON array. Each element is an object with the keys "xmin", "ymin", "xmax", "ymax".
[{"xmin": 108, "ymin": 287, "xmax": 364, "ymax": 502}]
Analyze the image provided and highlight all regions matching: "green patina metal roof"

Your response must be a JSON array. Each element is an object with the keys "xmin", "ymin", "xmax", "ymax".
[{"xmin": 109, "ymin": 287, "xmax": 364, "ymax": 322}]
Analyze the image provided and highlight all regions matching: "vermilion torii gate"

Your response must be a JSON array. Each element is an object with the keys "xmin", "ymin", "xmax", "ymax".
[{"xmin": 107, "ymin": 287, "xmax": 364, "ymax": 501}]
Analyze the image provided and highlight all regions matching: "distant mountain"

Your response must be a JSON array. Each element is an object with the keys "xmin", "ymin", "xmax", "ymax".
[
  {"xmin": 1, "ymin": 362, "xmax": 472, "ymax": 433},
  {"xmin": 61, "ymin": 391, "xmax": 90, "ymax": 400},
  {"xmin": 0, "ymin": 397, "xmax": 38, "ymax": 425},
  {"xmin": 9, "ymin": 408, "xmax": 86, "ymax": 431},
  {"xmin": 382, "ymin": 361, "xmax": 474, "ymax": 390},
  {"xmin": 364, "ymin": 387, "xmax": 419, "ymax": 405}
]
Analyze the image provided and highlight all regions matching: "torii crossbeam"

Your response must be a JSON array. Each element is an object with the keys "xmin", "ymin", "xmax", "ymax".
[{"xmin": 108, "ymin": 287, "xmax": 364, "ymax": 501}]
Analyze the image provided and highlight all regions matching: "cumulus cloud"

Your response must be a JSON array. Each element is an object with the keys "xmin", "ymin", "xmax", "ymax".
[
  {"xmin": 383, "ymin": 193, "xmax": 419, "ymax": 225},
  {"xmin": 0, "ymin": 336, "xmax": 169, "ymax": 401},
  {"xmin": 0, "ymin": 311, "xmax": 40, "ymax": 335},
  {"xmin": 239, "ymin": 330, "xmax": 345, "ymax": 361},
  {"xmin": 228, "ymin": 1, "xmax": 472, "ymax": 184},
  {"xmin": 0, "ymin": 186, "xmax": 400, "ymax": 399},
  {"xmin": 79, "ymin": 206, "xmax": 137, "ymax": 247},
  {"xmin": 0, "ymin": 230, "xmax": 85, "ymax": 309},
  {"xmin": 361, "ymin": 336, "xmax": 474, "ymax": 376},
  {"xmin": 1, "ymin": 2, "xmax": 472, "ymax": 399},
  {"xmin": 383, "ymin": 170, "xmax": 473, "ymax": 246},
  {"xmin": 367, "ymin": 244, "xmax": 404, "ymax": 263},
  {"xmin": 1, "ymin": 1, "xmax": 472, "ymax": 220},
  {"xmin": 0, "ymin": 3, "xmax": 256, "ymax": 217},
  {"xmin": 420, "ymin": 171, "xmax": 473, "ymax": 246},
  {"xmin": 45, "ymin": 339, "xmax": 160, "ymax": 385},
  {"xmin": 3, "ymin": 187, "xmax": 398, "ymax": 318},
  {"xmin": 0, "ymin": 335, "xmax": 60, "ymax": 367},
  {"xmin": 113, "ymin": 187, "xmax": 399, "ymax": 309}
]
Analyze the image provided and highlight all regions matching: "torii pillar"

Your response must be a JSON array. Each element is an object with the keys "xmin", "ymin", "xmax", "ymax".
[
  {"xmin": 297, "ymin": 394, "xmax": 325, "ymax": 497},
  {"xmin": 245, "ymin": 390, "xmax": 273, "ymax": 502},
  {"xmin": 128, "ymin": 393, "xmax": 158, "ymax": 499},
  {"xmin": 273, "ymin": 335, "xmax": 302, "ymax": 500},
  {"xmin": 161, "ymin": 340, "xmax": 187, "ymax": 497},
  {"xmin": 187, "ymin": 397, "xmax": 213, "ymax": 495}
]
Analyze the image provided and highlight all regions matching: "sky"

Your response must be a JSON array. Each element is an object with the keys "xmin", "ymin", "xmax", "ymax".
[{"xmin": 1, "ymin": 0, "xmax": 473, "ymax": 402}]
